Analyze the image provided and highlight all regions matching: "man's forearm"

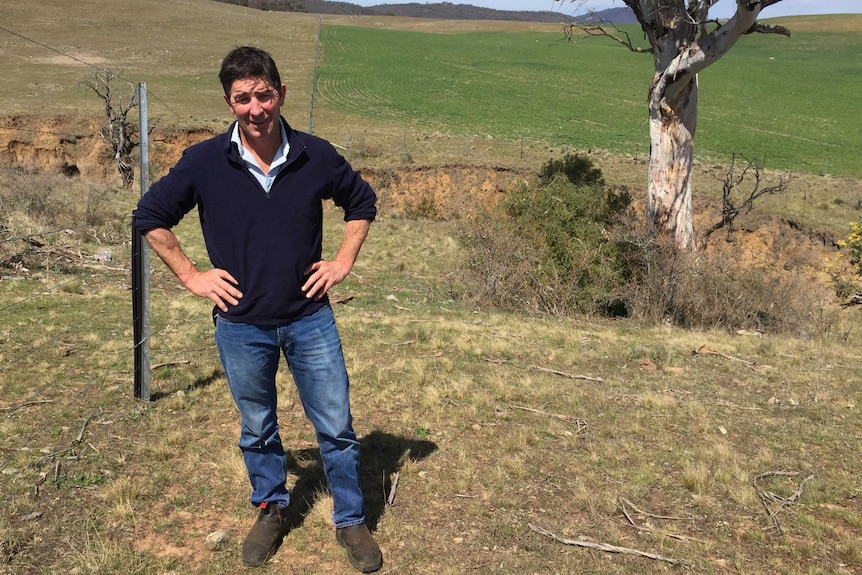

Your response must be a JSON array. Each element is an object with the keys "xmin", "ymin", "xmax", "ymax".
[
  {"xmin": 143, "ymin": 227, "xmax": 199, "ymax": 286},
  {"xmin": 334, "ymin": 219, "xmax": 371, "ymax": 271}
]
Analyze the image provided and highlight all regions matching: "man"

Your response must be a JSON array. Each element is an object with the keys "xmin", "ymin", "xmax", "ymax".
[{"xmin": 133, "ymin": 46, "xmax": 382, "ymax": 573}]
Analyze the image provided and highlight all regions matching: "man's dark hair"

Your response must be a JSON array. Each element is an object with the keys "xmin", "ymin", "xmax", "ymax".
[{"xmin": 219, "ymin": 46, "xmax": 282, "ymax": 95}]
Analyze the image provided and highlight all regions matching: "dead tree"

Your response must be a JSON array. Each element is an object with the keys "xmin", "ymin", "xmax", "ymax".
[
  {"xmin": 84, "ymin": 70, "xmax": 138, "ymax": 188},
  {"xmin": 563, "ymin": 0, "xmax": 791, "ymax": 249},
  {"xmin": 701, "ymin": 153, "xmax": 792, "ymax": 246}
]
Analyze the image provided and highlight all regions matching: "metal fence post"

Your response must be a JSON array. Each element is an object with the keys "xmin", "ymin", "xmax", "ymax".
[{"xmin": 132, "ymin": 82, "xmax": 151, "ymax": 401}]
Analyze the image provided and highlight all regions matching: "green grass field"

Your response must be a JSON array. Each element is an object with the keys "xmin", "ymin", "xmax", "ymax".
[{"xmin": 316, "ymin": 22, "xmax": 862, "ymax": 177}]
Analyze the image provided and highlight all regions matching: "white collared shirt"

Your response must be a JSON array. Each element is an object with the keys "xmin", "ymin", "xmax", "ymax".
[{"xmin": 231, "ymin": 122, "xmax": 290, "ymax": 193}]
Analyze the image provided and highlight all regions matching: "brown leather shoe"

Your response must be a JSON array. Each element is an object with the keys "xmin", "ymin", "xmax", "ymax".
[
  {"xmin": 242, "ymin": 504, "xmax": 288, "ymax": 567},
  {"xmin": 336, "ymin": 524, "xmax": 383, "ymax": 573}
]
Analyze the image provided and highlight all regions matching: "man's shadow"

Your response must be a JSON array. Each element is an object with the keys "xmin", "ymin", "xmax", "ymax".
[{"xmin": 284, "ymin": 430, "xmax": 437, "ymax": 531}]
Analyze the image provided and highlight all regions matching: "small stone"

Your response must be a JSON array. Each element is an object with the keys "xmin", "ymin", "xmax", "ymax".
[
  {"xmin": 205, "ymin": 530, "xmax": 230, "ymax": 551},
  {"xmin": 93, "ymin": 250, "xmax": 113, "ymax": 262}
]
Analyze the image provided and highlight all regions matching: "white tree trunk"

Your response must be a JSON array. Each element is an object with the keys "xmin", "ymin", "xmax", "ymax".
[{"xmin": 647, "ymin": 75, "xmax": 697, "ymax": 249}]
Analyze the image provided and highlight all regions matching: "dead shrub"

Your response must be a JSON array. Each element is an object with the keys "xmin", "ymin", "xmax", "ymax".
[
  {"xmin": 0, "ymin": 167, "xmax": 129, "ymax": 272},
  {"xmin": 0, "ymin": 167, "xmax": 68, "ymax": 225},
  {"xmin": 621, "ymin": 232, "xmax": 831, "ymax": 336}
]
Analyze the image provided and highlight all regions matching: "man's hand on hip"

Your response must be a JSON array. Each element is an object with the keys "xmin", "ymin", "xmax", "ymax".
[
  {"xmin": 302, "ymin": 259, "xmax": 350, "ymax": 301},
  {"xmin": 184, "ymin": 268, "xmax": 242, "ymax": 312}
]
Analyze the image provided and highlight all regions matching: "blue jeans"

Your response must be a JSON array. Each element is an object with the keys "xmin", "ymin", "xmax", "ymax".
[{"xmin": 214, "ymin": 306, "xmax": 365, "ymax": 528}]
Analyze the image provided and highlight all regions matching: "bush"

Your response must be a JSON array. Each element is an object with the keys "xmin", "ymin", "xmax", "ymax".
[
  {"xmin": 459, "ymin": 154, "xmax": 632, "ymax": 315},
  {"xmin": 459, "ymin": 153, "xmax": 830, "ymax": 334},
  {"xmin": 538, "ymin": 153, "xmax": 604, "ymax": 188}
]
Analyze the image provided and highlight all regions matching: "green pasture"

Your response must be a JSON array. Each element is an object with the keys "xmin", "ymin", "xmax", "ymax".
[{"xmin": 316, "ymin": 24, "xmax": 862, "ymax": 177}]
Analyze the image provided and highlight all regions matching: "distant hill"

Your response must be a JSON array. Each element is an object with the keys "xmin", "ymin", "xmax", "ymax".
[{"xmin": 212, "ymin": 0, "xmax": 639, "ymax": 24}]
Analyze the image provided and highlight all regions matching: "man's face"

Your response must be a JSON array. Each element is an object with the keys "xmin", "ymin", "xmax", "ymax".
[{"xmin": 225, "ymin": 77, "xmax": 286, "ymax": 147}]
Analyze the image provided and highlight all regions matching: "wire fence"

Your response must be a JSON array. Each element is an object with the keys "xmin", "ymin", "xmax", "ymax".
[{"xmin": 0, "ymin": 27, "xmax": 192, "ymax": 432}]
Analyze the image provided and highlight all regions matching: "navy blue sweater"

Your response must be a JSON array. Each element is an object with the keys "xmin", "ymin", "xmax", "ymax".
[{"xmin": 133, "ymin": 120, "xmax": 377, "ymax": 325}]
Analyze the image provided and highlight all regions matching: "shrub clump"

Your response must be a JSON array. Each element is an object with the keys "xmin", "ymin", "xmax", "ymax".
[
  {"xmin": 459, "ymin": 152, "xmax": 832, "ymax": 335},
  {"xmin": 459, "ymin": 153, "xmax": 632, "ymax": 316}
]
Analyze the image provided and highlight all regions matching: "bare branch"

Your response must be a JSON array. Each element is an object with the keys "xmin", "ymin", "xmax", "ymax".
[
  {"xmin": 529, "ymin": 523, "xmax": 689, "ymax": 566},
  {"xmin": 386, "ymin": 471, "xmax": 400, "ymax": 506},
  {"xmin": 701, "ymin": 153, "xmax": 791, "ymax": 244},
  {"xmin": 693, "ymin": 344, "xmax": 757, "ymax": 365},
  {"xmin": 529, "ymin": 364, "xmax": 602, "ymax": 382},
  {"xmin": 618, "ymin": 497, "xmax": 696, "ymax": 521},
  {"xmin": 752, "ymin": 470, "xmax": 814, "ymax": 535},
  {"xmin": 746, "ymin": 22, "xmax": 791, "ymax": 36},
  {"xmin": 75, "ymin": 414, "xmax": 96, "ymax": 443},
  {"xmin": 0, "ymin": 399, "xmax": 54, "ymax": 413},
  {"xmin": 508, "ymin": 404, "xmax": 589, "ymax": 433},
  {"xmin": 563, "ymin": 22, "xmax": 651, "ymax": 54}
]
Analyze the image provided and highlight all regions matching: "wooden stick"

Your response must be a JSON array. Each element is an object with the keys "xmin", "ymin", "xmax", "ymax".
[
  {"xmin": 530, "ymin": 365, "xmax": 603, "ymax": 382},
  {"xmin": 752, "ymin": 470, "xmax": 814, "ymax": 535},
  {"xmin": 387, "ymin": 471, "xmax": 400, "ymax": 507},
  {"xmin": 619, "ymin": 497, "xmax": 696, "ymax": 521},
  {"xmin": 693, "ymin": 345, "xmax": 756, "ymax": 365},
  {"xmin": 0, "ymin": 399, "xmax": 54, "ymax": 413},
  {"xmin": 716, "ymin": 401, "xmax": 763, "ymax": 411},
  {"xmin": 529, "ymin": 524, "xmax": 688, "ymax": 566},
  {"xmin": 76, "ymin": 414, "xmax": 96, "ymax": 443},
  {"xmin": 613, "ymin": 517, "xmax": 707, "ymax": 543},
  {"xmin": 508, "ymin": 404, "xmax": 588, "ymax": 432},
  {"xmin": 617, "ymin": 498, "xmax": 704, "ymax": 543},
  {"xmin": 151, "ymin": 360, "xmax": 190, "ymax": 370},
  {"xmin": 27, "ymin": 447, "xmax": 75, "ymax": 468}
]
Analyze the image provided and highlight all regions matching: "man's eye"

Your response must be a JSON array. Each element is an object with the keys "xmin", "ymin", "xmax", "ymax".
[{"xmin": 233, "ymin": 96, "xmax": 251, "ymax": 105}]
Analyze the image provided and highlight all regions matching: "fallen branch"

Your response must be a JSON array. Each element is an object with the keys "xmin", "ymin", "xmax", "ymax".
[
  {"xmin": 529, "ymin": 524, "xmax": 688, "ymax": 566},
  {"xmin": 693, "ymin": 345, "xmax": 755, "ymax": 365},
  {"xmin": 509, "ymin": 404, "xmax": 588, "ymax": 434},
  {"xmin": 480, "ymin": 357, "xmax": 603, "ymax": 383},
  {"xmin": 530, "ymin": 365, "xmax": 602, "ymax": 382},
  {"xmin": 716, "ymin": 401, "xmax": 763, "ymax": 412},
  {"xmin": 386, "ymin": 471, "xmax": 400, "ymax": 506},
  {"xmin": 1, "ymin": 399, "xmax": 54, "ymax": 413},
  {"xmin": 617, "ymin": 498, "xmax": 703, "ymax": 543},
  {"xmin": 619, "ymin": 497, "xmax": 696, "ymax": 521},
  {"xmin": 752, "ymin": 470, "xmax": 814, "ymax": 535},
  {"xmin": 151, "ymin": 360, "xmax": 190, "ymax": 370},
  {"xmin": 75, "ymin": 414, "xmax": 96, "ymax": 443},
  {"xmin": 27, "ymin": 447, "xmax": 76, "ymax": 469}
]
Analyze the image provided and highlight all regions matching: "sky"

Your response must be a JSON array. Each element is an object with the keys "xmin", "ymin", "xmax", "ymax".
[{"xmin": 351, "ymin": 0, "xmax": 862, "ymax": 19}]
